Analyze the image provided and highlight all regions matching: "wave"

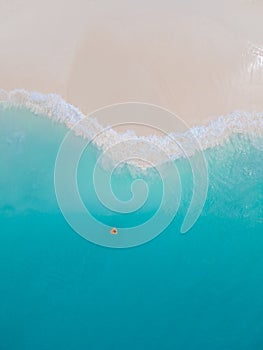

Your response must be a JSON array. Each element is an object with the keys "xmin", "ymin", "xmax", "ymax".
[
  {"xmin": 1, "ymin": 89, "xmax": 262, "ymax": 243},
  {"xmin": 0, "ymin": 89, "xmax": 262, "ymax": 166}
]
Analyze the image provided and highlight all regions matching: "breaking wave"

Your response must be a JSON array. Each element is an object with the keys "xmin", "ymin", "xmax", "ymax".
[{"xmin": 1, "ymin": 89, "xmax": 262, "ymax": 167}]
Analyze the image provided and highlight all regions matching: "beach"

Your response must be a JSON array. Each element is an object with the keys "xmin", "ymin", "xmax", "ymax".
[
  {"xmin": 1, "ymin": 1, "xmax": 263, "ymax": 348},
  {"xmin": 1, "ymin": 0, "xmax": 262, "ymax": 133}
]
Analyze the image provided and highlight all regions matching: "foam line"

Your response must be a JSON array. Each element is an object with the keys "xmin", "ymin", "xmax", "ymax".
[{"xmin": 1, "ymin": 89, "xmax": 262, "ymax": 167}]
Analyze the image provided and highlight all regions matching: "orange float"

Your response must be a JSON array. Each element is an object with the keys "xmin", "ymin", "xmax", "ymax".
[{"xmin": 110, "ymin": 227, "xmax": 118, "ymax": 235}]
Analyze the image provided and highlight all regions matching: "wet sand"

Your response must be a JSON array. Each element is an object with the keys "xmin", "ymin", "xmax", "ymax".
[{"xmin": 0, "ymin": 0, "xmax": 262, "ymax": 133}]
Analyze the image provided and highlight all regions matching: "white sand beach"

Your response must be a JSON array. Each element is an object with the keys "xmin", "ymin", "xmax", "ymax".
[{"xmin": 0, "ymin": 0, "xmax": 262, "ymax": 132}]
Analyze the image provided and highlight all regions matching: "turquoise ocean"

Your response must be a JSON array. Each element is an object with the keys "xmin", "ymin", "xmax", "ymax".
[{"xmin": 0, "ymin": 91, "xmax": 263, "ymax": 349}]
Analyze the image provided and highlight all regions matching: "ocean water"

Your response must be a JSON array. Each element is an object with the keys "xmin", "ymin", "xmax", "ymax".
[{"xmin": 0, "ymin": 91, "xmax": 263, "ymax": 349}]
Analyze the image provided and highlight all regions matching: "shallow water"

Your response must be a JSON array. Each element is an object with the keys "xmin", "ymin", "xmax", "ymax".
[{"xmin": 0, "ymin": 100, "xmax": 263, "ymax": 349}]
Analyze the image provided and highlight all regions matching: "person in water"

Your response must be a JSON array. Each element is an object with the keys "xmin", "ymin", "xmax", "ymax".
[{"xmin": 110, "ymin": 228, "xmax": 118, "ymax": 235}]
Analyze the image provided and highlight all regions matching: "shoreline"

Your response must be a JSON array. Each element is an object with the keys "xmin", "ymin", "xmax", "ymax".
[
  {"xmin": 1, "ymin": 89, "xmax": 262, "ymax": 167},
  {"xmin": 1, "ymin": 0, "xmax": 262, "ymax": 132}
]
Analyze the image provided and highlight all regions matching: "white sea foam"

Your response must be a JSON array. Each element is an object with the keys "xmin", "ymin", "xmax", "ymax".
[{"xmin": 0, "ymin": 89, "xmax": 262, "ymax": 167}]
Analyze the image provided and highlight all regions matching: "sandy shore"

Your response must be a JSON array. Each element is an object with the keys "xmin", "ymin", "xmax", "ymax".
[{"xmin": 0, "ymin": 0, "xmax": 262, "ymax": 133}]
